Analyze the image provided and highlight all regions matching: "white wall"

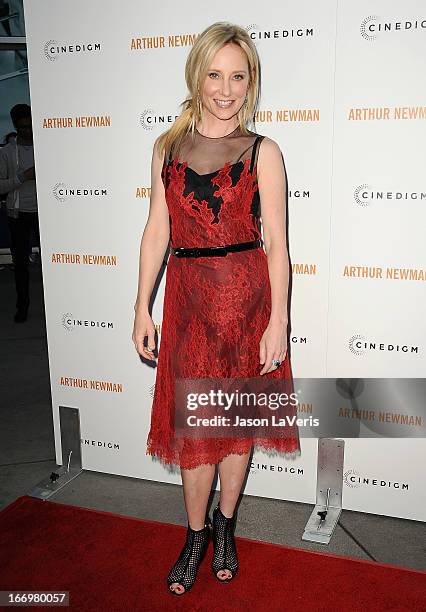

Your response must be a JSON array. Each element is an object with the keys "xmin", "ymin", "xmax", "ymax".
[{"xmin": 23, "ymin": 0, "xmax": 426, "ymax": 521}]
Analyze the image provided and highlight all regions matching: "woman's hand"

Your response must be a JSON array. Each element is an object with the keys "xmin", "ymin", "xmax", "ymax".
[
  {"xmin": 259, "ymin": 319, "xmax": 288, "ymax": 375},
  {"xmin": 132, "ymin": 309, "xmax": 156, "ymax": 361}
]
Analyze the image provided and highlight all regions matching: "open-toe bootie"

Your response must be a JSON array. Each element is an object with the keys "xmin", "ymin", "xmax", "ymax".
[
  {"xmin": 167, "ymin": 516, "xmax": 211, "ymax": 595},
  {"xmin": 211, "ymin": 503, "xmax": 238, "ymax": 582}
]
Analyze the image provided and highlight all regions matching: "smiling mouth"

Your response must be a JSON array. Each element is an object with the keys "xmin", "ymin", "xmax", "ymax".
[{"xmin": 214, "ymin": 99, "xmax": 234, "ymax": 108}]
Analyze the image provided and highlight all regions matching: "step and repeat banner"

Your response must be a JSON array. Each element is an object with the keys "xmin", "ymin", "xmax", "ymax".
[{"xmin": 22, "ymin": 0, "xmax": 425, "ymax": 521}]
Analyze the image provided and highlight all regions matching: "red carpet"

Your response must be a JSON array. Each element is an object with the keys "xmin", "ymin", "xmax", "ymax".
[{"xmin": 0, "ymin": 496, "xmax": 425, "ymax": 611}]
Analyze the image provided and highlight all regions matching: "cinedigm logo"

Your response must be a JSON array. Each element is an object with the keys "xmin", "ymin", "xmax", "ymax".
[
  {"xmin": 53, "ymin": 183, "xmax": 67, "ymax": 203},
  {"xmin": 349, "ymin": 335, "xmax": 366, "ymax": 356},
  {"xmin": 245, "ymin": 24, "xmax": 259, "ymax": 45},
  {"xmin": 44, "ymin": 40, "xmax": 59, "ymax": 61},
  {"xmin": 360, "ymin": 16, "xmax": 379, "ymax": 41},
  {"xmin": 62, "ymin": 313, "xmax": 74, "ymax": 332},
  {"xmin": 139, "ymin": 109, "xmax": 155, "ymax": 131},
  {"xmin": 344, "ymin": 468, "xmax": 362, "ymax": 487},
  {"xmin": 354, "ymin": 184, "xmax": 371, "ymax": 207}
]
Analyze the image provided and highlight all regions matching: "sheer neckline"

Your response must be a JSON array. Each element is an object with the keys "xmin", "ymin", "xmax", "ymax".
[
  {"xmin": 195, "ymin": 125, "xmax": 239, "ymax": 139},
  {"xmin": 183, "ymin": 158, "xmax": 245, "ymax": 177},
  {"xmin": 169, "ymin": 157, "xmax": 259, "ymax": 179},
  {"xmin": 164, "ymin": 130, "xmax": 263, "ymax": 178}
]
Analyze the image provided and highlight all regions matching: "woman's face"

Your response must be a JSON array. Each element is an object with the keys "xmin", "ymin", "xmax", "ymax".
[{"xmin": 200, "ymin": 42, "xmax": 249, "ymax": 122}]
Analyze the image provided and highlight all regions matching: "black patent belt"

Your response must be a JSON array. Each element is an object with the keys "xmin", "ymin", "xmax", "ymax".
[{"xmin": 172, "ymin": 239, "xmax": 261, "ymax": 258}]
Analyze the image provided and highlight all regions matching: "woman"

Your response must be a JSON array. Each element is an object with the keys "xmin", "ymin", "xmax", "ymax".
[{"xmin": 132, "ymin": 22, "xmax": 300, "ymax": 595}]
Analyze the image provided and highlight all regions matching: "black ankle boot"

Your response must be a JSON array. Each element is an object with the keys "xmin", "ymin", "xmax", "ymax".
[
  {"xmin": 167, "ymin": 516, "xmax": 211, "ymax": 595},
  {"xmin": 211, "ymin": 503, "xmax": 238, "ymax": 582}
]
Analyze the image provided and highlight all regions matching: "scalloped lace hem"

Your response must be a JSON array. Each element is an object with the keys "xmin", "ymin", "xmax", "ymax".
[{"xmin": 146, "ymin": 438, "xmax": 301, "ymax": 471}]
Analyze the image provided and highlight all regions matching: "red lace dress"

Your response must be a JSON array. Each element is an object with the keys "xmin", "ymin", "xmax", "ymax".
[{"xmin": 146, "ymin": 126, "xmax": 300, "ymax": 469}]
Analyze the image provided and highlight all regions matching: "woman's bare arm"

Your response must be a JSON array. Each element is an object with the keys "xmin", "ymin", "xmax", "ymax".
[
  {"xmin": 256, "ymin": 137, "xmax": 290, "ymax": 374},
  {"xmin": 134, "ymin": 137, "xmax": 171, "ymax": 314},
  {"xmin": 132, "ymin": 138, "xmax": 170, "ymax": 360},
  {"xmin": 257, "ymin": 137, "xmax": 289, "ymax": 325}
]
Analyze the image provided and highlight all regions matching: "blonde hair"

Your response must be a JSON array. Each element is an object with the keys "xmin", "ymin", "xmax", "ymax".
[{"xmin": 156, "ymin": 21, "xmax": 261, "ymax": 160}]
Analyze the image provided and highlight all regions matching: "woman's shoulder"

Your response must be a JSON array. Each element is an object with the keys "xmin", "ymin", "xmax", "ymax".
[
  {"xmin": 153, "ymin": 127, "xmax": 185, "ymax": 162},
  {"xmin": 152, "ymin": 129, "xmax": 174, "ymax": 165},
  {"xmin": 255, "ymin": 134, "xmax": 282, "ymax": 158},
  {"xmin": 153, "ymin": 130, "xmax": 168, "ymax": 151},
  {"xmin": 246, "ymin": 131, "xmax": 280, "ymax": 150},
  {"xmin": 255, "ymin": 135, "xmax": 284, "ymax": 175}
]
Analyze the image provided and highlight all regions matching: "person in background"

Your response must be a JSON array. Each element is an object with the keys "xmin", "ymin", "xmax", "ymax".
[
  {"xmin": 3, "ymin": 132, "xmax": 18, "ymax": 144},
  {"xmin": 0, "ymin": 104, "xmax": 40, "ymax": 322},
  {"xmin": 0, "ymin": 133, "xmax": 17, "ymax": 271}
]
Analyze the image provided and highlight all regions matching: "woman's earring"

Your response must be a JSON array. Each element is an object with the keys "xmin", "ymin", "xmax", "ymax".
[{"xmin": 196, "ymin": 93, "xmax": 203, "ymax": 118}]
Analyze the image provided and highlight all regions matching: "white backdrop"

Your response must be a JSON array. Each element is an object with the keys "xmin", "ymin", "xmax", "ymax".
[{"xmin": 22, "ymin": 0, "xmax": 425, "ymax": 521}]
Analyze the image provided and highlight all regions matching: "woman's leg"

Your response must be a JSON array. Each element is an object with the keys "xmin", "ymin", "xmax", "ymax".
[
  {"xmin": 216, "ymin": 451, "xmax": 251, "ymax": 580},
  {"xmin": 182, "ymin": 462, "xmax": 216, "ymax": 529},
  {"xmin": 169, "ymin": 463, "xmax": 215, "ymax": 594}
]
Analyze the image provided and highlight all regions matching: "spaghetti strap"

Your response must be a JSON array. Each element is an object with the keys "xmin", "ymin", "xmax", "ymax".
[
  {"xmin": 161, "ymin": 145, "xmax": 173, "ymax": 175},
  {"xmin": 249, "ymin": 135, "xmax": 264, "ymax": 173}
]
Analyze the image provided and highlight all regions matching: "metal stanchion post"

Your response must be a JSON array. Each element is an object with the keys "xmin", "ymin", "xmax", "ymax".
[{"xmin": 302, "ymin": 438, "xmax": 345, "ymax": 544}]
